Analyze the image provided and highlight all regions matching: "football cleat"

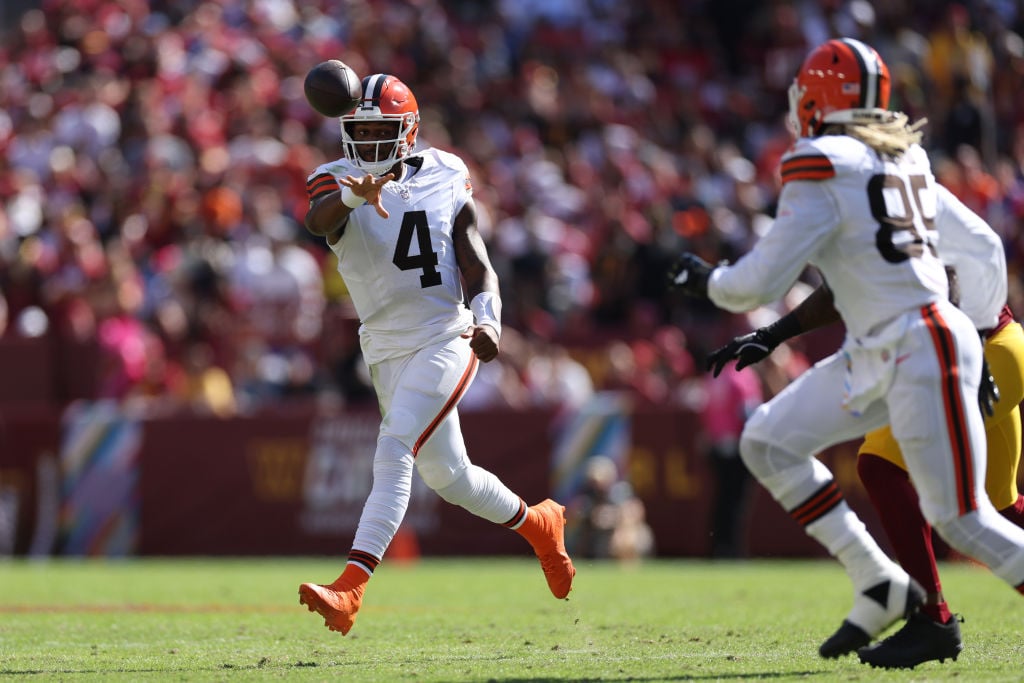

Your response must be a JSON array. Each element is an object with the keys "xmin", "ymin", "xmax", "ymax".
[
  {"xmin": 857, "ymin": 611, "xmax": 963, "ymax": 669},
  {"xmin": 819, "ymin": 573, "xmax": 925, "ymax": 658},
  {"xmin": 522, "ymin": 499, "xmax": 576, "ymax": 599},
  {"xmin": 298, "ymin": 580, "xmax": 365, "ymax": 635}
]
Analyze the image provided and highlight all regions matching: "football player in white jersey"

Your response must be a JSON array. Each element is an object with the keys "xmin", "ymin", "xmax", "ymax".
[
  {"xmin": 705, "ymin": 246, "xmax": 1024, "ymax": 666},
  {"xmin": 297, "ymin": 73, "xmax": 575, "ymax": 635},
  {"xmin": 668, "ymin": 38, "xmax": 1024, "ymax": 659}
]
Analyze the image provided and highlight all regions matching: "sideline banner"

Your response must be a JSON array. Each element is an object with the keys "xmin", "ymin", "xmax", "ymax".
[
  {"xmin": 58, "ymin": 401, "xmax": 143, "ymax": 556},
  {"xmin": 138, "ymin": 408, "xmax": 553, "ymax": 556},
  {"xmin": 4, "ymin": 402, "xmax": 888, "ymax": 558}
]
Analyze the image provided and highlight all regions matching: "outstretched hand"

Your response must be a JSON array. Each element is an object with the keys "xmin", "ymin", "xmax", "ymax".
[
  {"xmin": 705, "ymin": 328, "xmax": 782, "ymax": 377},
  {"xmin": 340, "ymin": 173, "xmax": 395, "ymax": 218},
  {"xmin": 666, "ymin": 253, "xmax": 715, "ymax": 298}
]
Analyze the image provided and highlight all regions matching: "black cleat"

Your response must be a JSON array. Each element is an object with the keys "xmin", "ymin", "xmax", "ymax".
[
  {"xmin": 819, "ymin": 620, "xmax": 871, "ymax": 658},
  {"xmin": 818, "ymin": 576, "xmax": 925, "ymax": 658},
  {"xmin": 857, "ymin": 611, "xmax": 963, "ymax": 669}
]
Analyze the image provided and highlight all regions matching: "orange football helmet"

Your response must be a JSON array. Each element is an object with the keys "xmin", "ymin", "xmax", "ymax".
[
  {"xmin": 341, "ymin": 74, "xmax": 420, "ymax": 175},
  {"xmin": 787, "ymin": 38, "xmax": 891, "ymax": 138}
]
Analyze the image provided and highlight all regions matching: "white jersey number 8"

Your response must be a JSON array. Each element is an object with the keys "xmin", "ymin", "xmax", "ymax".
[{"xmin": 868, "ymin": 173, "xmax": 938, "ymax": 264}]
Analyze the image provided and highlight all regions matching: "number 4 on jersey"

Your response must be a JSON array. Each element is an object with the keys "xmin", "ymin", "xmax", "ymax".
[{"xmin": 393, "ymin": 210, "xmax": 442, "ymax": 287}]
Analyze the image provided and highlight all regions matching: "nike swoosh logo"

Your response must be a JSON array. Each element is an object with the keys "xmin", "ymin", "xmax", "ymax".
[
  {"xmin": 674, "ymin": 272, "xmax": 689, "ymax": 285},
  {"xmin": 895, "ymin": 353, "xmax": 911, "ymax": 365}
]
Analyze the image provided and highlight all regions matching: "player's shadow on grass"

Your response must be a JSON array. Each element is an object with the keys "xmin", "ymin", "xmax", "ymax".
[{"xmin": 490, "ymin": 674, "xmax": 827, "ymax": 682}]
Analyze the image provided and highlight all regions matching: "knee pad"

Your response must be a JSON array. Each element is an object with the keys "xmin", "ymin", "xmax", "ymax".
[
  {"xmin": 740, "ymin": 434, "xmax": 834, "ymax": 511},
  {"xmin": 416, "ymin": 454, "xmax": 467, "ymax": 491},
  {"xmin": 932, "ymin": 507, "xmax": 1024, "ymax": 584},
  {"xmin": 374, "ymin": 435, "xmax": 414, "ymax": 481},
  {"xmin": 414, "ymin": 416, "xmax": 468, "ymax": 490},
  {"xmin": 739, "ymin": 430, "xmax": 809, "ymax": 482}
]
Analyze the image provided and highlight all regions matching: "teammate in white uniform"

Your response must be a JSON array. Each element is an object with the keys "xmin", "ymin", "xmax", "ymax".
[
  {"xmin": 297, "ymin": 73, "xmax": 575, "ymax": 635},
  {"xmin": 668, "ymin": 39, "xmax": 1024, "ymax": 658}
]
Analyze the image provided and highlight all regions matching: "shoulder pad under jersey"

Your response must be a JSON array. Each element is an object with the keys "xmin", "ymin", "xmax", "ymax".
[
  {"xmin": 780, "ymin": 136, "xmax": 871, "ymax": 187},
  {"xmin": 419, "ymin": 148, "xmax": 472, "ymax": 193}
]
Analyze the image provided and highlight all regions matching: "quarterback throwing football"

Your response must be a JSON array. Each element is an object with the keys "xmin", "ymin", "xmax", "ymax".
[{"xmin": 298, "ymin": 73, "xmax": 575, "ymax": 635}]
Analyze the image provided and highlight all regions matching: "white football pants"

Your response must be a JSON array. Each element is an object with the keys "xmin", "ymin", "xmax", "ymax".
[
  {"xmin": 350, "ymin": 333, "xmax": 523, "ymax": 564},
  {"xmin": 741, "ymin": 300, "xmax": 1024, "ymax": 587}
]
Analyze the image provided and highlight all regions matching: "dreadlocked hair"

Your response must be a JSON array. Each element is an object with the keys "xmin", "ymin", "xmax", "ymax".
[{"xmin": 825, "ymin": 112, "xmax": 927, "ymax": 159}]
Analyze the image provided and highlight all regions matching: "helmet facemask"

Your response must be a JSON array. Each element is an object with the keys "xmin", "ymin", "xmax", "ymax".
[{"xmin": 340, "ymin": 74, "xmax": 420, "ymax": 176}]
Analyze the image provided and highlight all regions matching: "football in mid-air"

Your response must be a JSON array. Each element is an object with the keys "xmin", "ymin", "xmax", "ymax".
[{"xmin": 303, "ymin": 60, "xmax": 362, "ymax": 117}]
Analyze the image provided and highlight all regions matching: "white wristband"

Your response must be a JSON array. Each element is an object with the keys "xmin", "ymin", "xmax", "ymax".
[
  {"xmin": 340, "ymin": 186, "xmax": 367, "ymax": 209},
  {"xmin": 470, "ymin": 292, "xmax": 502, "ymax": 337}
]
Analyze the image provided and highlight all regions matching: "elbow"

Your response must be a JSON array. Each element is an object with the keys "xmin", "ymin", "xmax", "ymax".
[
  {"xmin": 303, "ymin": 212, "xmax": 321, "ymax": 235},
  {"xmin": 304, "ymin": 208, "xmax": 339, "ymax": 237}
]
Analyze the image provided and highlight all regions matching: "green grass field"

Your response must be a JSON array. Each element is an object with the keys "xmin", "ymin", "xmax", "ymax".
[{"xmin": 0, "ymin": 557, "xmax": 1021, "ymax": 681}]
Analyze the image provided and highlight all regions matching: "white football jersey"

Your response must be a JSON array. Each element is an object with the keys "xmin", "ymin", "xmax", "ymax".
[
  {"xmin": 306, "ymin": 148, "xmax": 475, "ymax": 364},
  {"xmin": 709, "ymin": 135, "xmax": 1006, "ymax": 338},
  {"xmin": 932, "ymin": 184, "xmax": 1007, "ymax": 330}
]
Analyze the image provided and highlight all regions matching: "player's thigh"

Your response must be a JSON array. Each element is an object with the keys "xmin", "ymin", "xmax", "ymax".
[
  {"xmin": 984, "ymin": 322, "xmax": 1024, "ymax": 423},
  {"xmin": 743, "ymin": 352, "xmax": 888, "ymax": 455},
  {"xmin": 888, "ymin": 315, "xmax": 987, "ymax": 522},
  {"xmin": 857, "ymin": 425, "xmax": 906, "ymax": 469},
  {"xmin": 378, "ymin": 337, "xmax": 476, "ymax": 447}
]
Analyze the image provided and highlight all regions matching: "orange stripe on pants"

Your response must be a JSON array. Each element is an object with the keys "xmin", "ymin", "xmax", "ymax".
[
  {"xmin": 921, "ymin": 303, "xmax": 977, "ymax": 515},
  {"xmin": 412, "ymin": 353, "xmax": 478, "ymax": 457}
]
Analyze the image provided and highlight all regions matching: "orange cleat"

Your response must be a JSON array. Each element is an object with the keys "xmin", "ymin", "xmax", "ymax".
[
  {"xmin": 298, "ymin": 580, "xmax": 365, "ymax": 635},
  {"xmin": 520, "ymin": 498, "xmax": 576, "ymax": 599}
]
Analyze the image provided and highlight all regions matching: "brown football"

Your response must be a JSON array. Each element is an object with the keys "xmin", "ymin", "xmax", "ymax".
[{"xmin": 303, "ymin": 60, "xmax": 363, "ymax": 117}]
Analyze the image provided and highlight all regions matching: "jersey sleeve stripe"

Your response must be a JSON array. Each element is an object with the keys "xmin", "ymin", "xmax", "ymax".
[
  {"xmin": 307, "ymin": 174, "xmax": 340, "ymax": 199},
  {"xmin": 781, "ymin": 154, "xmax": 836, "ymax": 184}
]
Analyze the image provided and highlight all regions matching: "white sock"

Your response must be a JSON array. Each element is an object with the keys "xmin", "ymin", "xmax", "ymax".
[{"xmin": 806, "ymin": 503, "xmax": 896, "ymax": 589}]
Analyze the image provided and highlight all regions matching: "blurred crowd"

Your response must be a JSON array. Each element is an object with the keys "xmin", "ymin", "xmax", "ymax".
[{"xmin": 2, "ymin": 0, "xmax": 1024, "ymax": 417}]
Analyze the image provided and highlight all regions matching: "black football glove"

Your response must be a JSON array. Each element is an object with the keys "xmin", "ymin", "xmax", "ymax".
[
  {"xmin": 705, "ymin": 327, "xmax": 784, "ymax": 377},
  {"xmin": 979, "ymin": 357, "xmax": 999, "ymax": 417},
  {"xmin": 667, "ymin": 253, "xmax": 714, "ymax": 298}
]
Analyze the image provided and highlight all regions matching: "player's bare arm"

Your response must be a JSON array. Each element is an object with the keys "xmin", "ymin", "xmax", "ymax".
[
  {"xmin": 790, "ymin": 281, "xmax": 840, "ymax": 332},
  {"xmin": 454, "ymin": 198, "xmax": 501, "ymax": 363},
  {"xmin": 705, "ymin": 278, "xmax": 840, "ymax": 377},
  {"xmin": 305, "ymin": 173, "xmax": 395, "ymax": 243}
]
